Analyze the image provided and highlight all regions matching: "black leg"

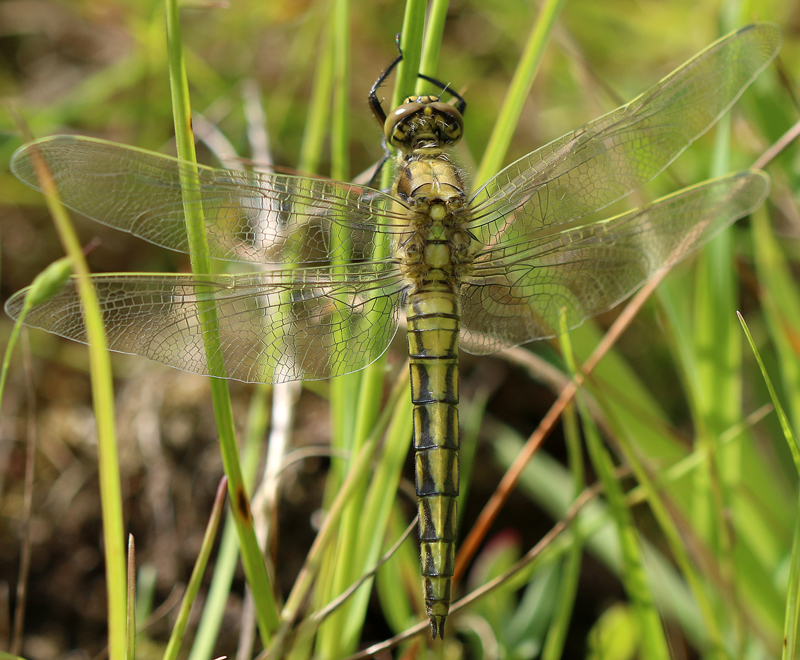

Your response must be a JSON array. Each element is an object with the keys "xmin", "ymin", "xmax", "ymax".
[
  {"xmin": 368, "ymin": 36, "xmax": 404, "ymax": 127},
  {"xmin": 369, "ymin": 35, "xmax": 467, "ymax": 128}
]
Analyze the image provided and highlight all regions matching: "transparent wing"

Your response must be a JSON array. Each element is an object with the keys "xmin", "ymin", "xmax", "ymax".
[
  {"xmin": 468, "ymin": 23, "xmax": 780, "ymax": 243},
  {"xmin": 460, "ymin": 171, "xmax": 768, "ymax": 354},
  {"xmin": 11, "ymin": 135, "xmax": 411, "ymax": 265},
  {"xmin": 5, "ymin": 264, "xmax": 406, "ymax": 383}
]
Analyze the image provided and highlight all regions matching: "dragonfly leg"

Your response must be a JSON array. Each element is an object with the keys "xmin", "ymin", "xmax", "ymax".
[
  {"xmin": 369, "ymin": 36, "xmax": 467, "ymax": 128},
  {"xmin": 368, "ymin": 39, "xmax": 403, "ymax": 126}
]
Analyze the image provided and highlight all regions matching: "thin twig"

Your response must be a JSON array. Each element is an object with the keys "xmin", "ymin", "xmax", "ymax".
[
  {"xmin": 11, "ymin": 332, "xmax": 36, "ymax": 655},
  {"xmin": 454, "ymin": 265, "xmax": 675, "ymax": 582},
  {"xmin": 752, "ymin": 117, "xmax": 800, "ymax": 170}
]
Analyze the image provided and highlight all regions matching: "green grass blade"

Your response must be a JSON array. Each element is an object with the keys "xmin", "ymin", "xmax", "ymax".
[
  {"xmin": 316, "ymin": 0, "xmax": 370, "ymax": 652},
  {"xmin": 785, "ymin": 494, "xmax": 800, "ymax": 660},
  {"xmin": 164, "ymin": 0, "xmax": 278, "ymax": 641},
  {"xmin": 298, "ymin": 4, "xmax": 370, "ymax": 652},
  {"xmin": 298, "ymin": 30, "xmax": 334, "ymax": 175},
  {"xmin": 692, "ymin": 118, "xmax": 739, "ymax": 439},
  {"xmin": 688, "ymin": 115, "xmax": 742, "ymax": 644},
  {"xmin": 592, "ymin": 389, "xmax": 728, "ymax": 657},
  {"xmin": 688, "ymin": 118, "xmax": 739, "ymax": 585},
  {"xmin": 392, "ymin": 0, "xmax": 426, "ymax": 109},
  {"xmin": 163, "ymin": 478, "xmax": 228, "ymax": 660},
  {"xmin": 20, "ymin": 144, "xmax": 127, "ymax": 660},
  {"xmin": 737, "ymin": 314, "xmax": 800, "ymax": 475},
  {"xmin": 343, "ymin": 372, "xmax": 413, "ymax": 643},
  {"xmin": 418, "ymin": 0, "xmax": 449, "ymax": 90},
  {"xmin": 188, "ymin": 384, "xmax": 270, "ymax": 660},
  {"xmin": 474, "ymin": 0, "xmax": 566, "ymax": 186},
  {"xmin": 330, "ymin": 0, "xmax": 350, "ymax": 183},
  {"xmin": 560, "ymin": 322, "xmax": 670, "ymax": 660},
  {"xmin": 738, "ymin": 312, "xmax": 800, "ymax": 658},
  {"xmin": 319, "ymin": 2, "xmax": 427, "ymax": 650},
  {"xmin": 541, "ymin": 405, "xmax": 583, "ymax": 660},
  {"xmin": 126, "ymin": 536, "xmax": 135, "ymax": 660},
  {"xmin": 317, "ymin": 368, "xmax": 412, "ymax": 651},
  {"xmin": 0, "ymin": 256, "xmax": 71, "ymax": 412},
  {"xmin": 376, "ymin": 505, "xmax": 419, "ymax": 633},
  {"xmin": 751, "ymin": 204, "xmax": 800, "ymax": 441},
  {"xmin": 276, "ymin": 421, "xmax": 385, "ymax": 653}
]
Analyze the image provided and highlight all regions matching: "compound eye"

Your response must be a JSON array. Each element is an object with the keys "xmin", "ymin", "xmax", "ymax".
[
  {"xmin": 429, "ymin": 101, "xmax": 464, "ymax": 144},
  {"xmin": 384, "ymin": 102, "xmax": 425, "ymax": 148}
]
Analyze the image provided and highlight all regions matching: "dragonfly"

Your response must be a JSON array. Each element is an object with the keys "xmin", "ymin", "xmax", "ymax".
[{"xmin": 5, "ymin": 23, "xmax": 780, "ymax": 639}]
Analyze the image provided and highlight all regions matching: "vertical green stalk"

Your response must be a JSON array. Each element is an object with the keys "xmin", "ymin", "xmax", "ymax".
[
  {"xmin": 474, "ymin": 0, "xmax": 566, "ymax": 186},
  {"xmin": 390, "ymin": 0, "xmax": 426, "ymax": 108},
  {"xmin": 689, "ymin": 12, "xmax": 756, "ymax": 647},
  {"xmin": 327, "ymin": 0, "xmax": 360, "ymax": 477},
  {"xmin": 318, "ymin": 0, "xmax": 380, "ymax": 652},
  {"xmin": 738, "ymin": 313, "xmax": 800, "ymax": 659},
  {"xmin": 340, "ymin": 373, "xmax": 414, "ymax": 644},
  {"xmin": 127, "ymin": 536, "xmax": 136, "ymax": 660},
  {"xmin": 292, "ymin": 7, "xmax": 349, "ymax": 652},
  {"xmin": 315, "ymin": 0, "xmax": 362, "ymax": 652},
  {"xmin": 163, "ymin": 0, "xmax": 278, "ymax": 642},
  {"xmin": 691, "ymin": 113, "xmax": 742, "ymax": 643},
  {"xmin": 330, "ymin": 0, "xmax": 349, "ymax": 184},
  {"xmin": 282, "ymin": 377, "xmax": 409, "ymax": 658},
  {"xmin": 785, "ymin": 492, "xmax": 800, "ymax": 660},
  {"xmin": 298, "ymin": 30, "xmax": 334, "ymax": 175},
  {"xmin": 317, "ymin": 1, "xmax": 427, "ymax": 652},
  {"xmin": 24, "ymin": 147, "xmax": 126, "ymax": 660},
  {"xmin": 293, "ymin": 19, "xmax": 347, "ymax": 650},
  {"xmin": 561, "ymin": 322, "xmax": 670, "ymax": 660},
  {"xmin": 188, "ymin": 385, "xmax": 270, "ymax": 660},
  {"xmin": 593, "ymin": 387, "xmax": 729, "ymax": 657},
  {"xmin": 325, "ymin": 0, "xmax": 359, "ymax": 489},
  {"xmin": 418, "ymin": 0, "xmax": 449, "ymax": 87},
  {"xmin": 541, "ymin": 403, "xmax": 583, "ymax": 660},
  {"xmin": 163, "ymin": 478, "xmax": 228, "ymax": 660}
]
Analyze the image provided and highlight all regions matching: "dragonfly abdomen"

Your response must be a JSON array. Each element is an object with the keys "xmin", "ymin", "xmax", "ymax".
[{"xmin": 405, "ymin": 286, "xmax": 460, "ymax": 639}]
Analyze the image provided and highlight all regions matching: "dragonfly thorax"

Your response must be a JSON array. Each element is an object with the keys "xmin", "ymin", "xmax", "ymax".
[
  {"xmin": 394, "ymin": 156, "xmax": 468, "ymax": 208},
  {"xmin": 385, "ymin": 95, "xmax": 464, "ymax": 154},
  {"xmin": 393, "ymin": 154, "xmax": 474, "ymax": 291}
]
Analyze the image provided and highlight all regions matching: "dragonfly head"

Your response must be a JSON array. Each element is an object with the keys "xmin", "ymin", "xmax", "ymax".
[{"xmin": 385, "ymin": 95, "xmax": 464, "ymax": 154}]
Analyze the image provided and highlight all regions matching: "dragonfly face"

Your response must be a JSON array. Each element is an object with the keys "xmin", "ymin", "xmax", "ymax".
[
  {"xmin": 384, "ymin": 94, "xmax": 465, "ymax": 153},
  {"xmin": 4, "ymin": 22, "xmax": 781, "ymax": 641}
]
